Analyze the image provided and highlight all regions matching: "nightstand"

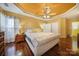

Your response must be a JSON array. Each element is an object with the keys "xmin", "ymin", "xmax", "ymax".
[{"xmin": 15, "ymin": 34, "xmax": 26, "ymax": 43}]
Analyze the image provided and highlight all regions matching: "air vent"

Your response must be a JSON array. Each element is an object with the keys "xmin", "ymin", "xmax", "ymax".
[{"xmin": 4, "ymin": 3, "xmax": 9, "ymax": 7}]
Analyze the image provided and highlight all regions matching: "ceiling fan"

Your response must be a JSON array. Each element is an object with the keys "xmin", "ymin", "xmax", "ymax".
[{"xmin": 41, "ymin": 4, "xmax": 56, "ymax": 19}]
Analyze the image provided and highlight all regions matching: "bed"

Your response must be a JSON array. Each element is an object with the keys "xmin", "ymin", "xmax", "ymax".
[{"xmin": 25, "ymin": 32, "xmax": 59, "ymax": 56}]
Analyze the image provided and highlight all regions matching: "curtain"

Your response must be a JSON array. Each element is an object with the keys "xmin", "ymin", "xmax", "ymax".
[
  {"xmin": 0, "ymin": 12, "xmax": 20, "ymax": 43},
  {"xmin": 51, "ymin": 22, "xmax": 59, "ymax": 34},
  {"xmin": 72, "ymin": 22, "xmax": 79, "ymax": 51},
  {"xmin": 40, "ymin": 22, "xmax": 59, "ymax": 33},
  {"xmin": 0, "ymin": 12, "xmax": 5, "ymax": 32},
  {"xmin": 5, "ymin": 16, "xmax": 20, "ymax": 43},
  {"xmin": 40, "ymin": 23, "xmax": 51, "ymax": 32},
  {"xmin": 0, "ymin": 13, "xmax": 1, "ymax": 31},
  {"xmin": 14, "ymin": 18, "xmax": 20, "ymax": 35},
  {"xmin": 44, "ymin": 24, "xmax": 51, "ymax": 32},
  {"xmin": 5, "ymin": 16, "xmax": 15, "ymax": 43}
]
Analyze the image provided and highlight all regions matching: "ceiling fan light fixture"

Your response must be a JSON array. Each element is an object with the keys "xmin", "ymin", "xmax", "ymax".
[
  {"xmin": 42, "ymin": 4, "xmax": 56, "ymax": 20},
  {"xmin": 43, "ymin": 15, "xmax": 50, "ymax": 19}
]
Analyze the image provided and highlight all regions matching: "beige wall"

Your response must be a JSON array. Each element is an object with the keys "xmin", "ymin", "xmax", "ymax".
[{"xmin": 19, "ymin": 17, "xmax": 44, "ymax": 34}]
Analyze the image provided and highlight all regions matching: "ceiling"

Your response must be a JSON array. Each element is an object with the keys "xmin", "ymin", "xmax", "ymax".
[{"xmin": 15, "ymin": 3, "xmax": 76, "ymax": 18}]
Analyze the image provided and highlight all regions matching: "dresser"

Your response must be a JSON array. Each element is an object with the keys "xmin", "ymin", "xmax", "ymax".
[{"xmin": 0, "ymin": 32, "xmax": 4, "ymax": 56}]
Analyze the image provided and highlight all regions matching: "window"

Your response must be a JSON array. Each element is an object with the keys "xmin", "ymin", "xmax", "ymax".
[
  {"xmin": 0, "ymin": 12, "xmax": 5, "ymax": 31},
  {"xmin": 72, "ymin": 22, "xmax": 79, "ymax": 30},
  {"xmin": 0, "ymin": 12, "xmax": 20, "ymax": 43},
  {"xmin": 40, "ymin": 22, "xmax": 59, "ymax": 33},
  {"xmin": 5, "ymin": 16, "xmax": 15, "ymax": 43}
]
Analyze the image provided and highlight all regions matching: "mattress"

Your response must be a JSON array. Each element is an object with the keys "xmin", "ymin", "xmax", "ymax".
[{"xmin": 25, "ymin": 32, "xmax": 59, "ymax": 47}]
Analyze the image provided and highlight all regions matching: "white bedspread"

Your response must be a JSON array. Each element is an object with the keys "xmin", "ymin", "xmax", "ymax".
[{"xmin": 25, "ymin": 32, "xmax": 59, "ymax": 47}]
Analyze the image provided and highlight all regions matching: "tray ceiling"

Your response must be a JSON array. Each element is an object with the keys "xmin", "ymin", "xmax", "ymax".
[{"xmin": 15, "ymin": 3, "xmax": 76, "ymax": 17}]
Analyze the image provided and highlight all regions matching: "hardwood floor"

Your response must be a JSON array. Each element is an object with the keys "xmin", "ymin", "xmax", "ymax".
[
  {"xmin": 5, "ymin": 42, "xmax": 33, "ymax": 56},
  {"xmin": 43, "ymin": 37, "xmax": 72, "ymax": 56},
  {"xmin": 4, "ymin": 37, "xmax": 79, "ymax": 56}
]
